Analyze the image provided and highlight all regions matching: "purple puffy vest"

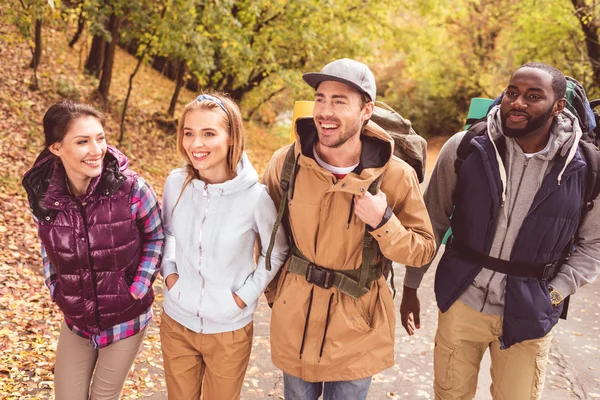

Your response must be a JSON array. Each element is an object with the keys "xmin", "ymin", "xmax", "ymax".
[{"xmin": 23, "ymin": 147, "xmax": 154, "ymax": 334}]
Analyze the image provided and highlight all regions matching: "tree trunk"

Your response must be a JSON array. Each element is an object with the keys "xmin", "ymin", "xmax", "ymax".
[
  {"xmin": 119, "ymin": 51, "xmax": 146, "ymax": 144},
  {"xmin": 68, "ymin": 8, "xmax": 86, "ymax": 48},
  {"xmin": 168, "ymin": 60, "xmax": 186, "ymax": 117},
  {"xmin": 572, "ymin": 0, "xmax": 600, "ymax": 88},
  {"xmin": 85, "ymin": 34, "xmax": 105, "ymax": 77},
  {"xmin": 29, "ymin": 18, "xmax": 42, "ymax": 90},
  {"xmin": 98, "ymin": 13, "xmax": 121, "ymax": 102}
]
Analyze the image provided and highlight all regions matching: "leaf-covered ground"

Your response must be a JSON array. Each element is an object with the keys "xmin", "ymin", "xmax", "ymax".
[
  {"xmin": 0, "ymin": 22, "xmax": 286, "ymax": 399},
  {"xmin": 2, "ymin": 20, "xmax": 598, "ymax": 400}
]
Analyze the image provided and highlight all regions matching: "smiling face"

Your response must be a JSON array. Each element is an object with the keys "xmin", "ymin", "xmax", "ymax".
[
  {"xmin": 313, "ymin": 80, "xmax": 373, "ymax": 149},
  {"xmin": 49, "ymin": 116, "xmax": 106, "ymax": 195},
  {"xmin": 500, "ymin": 67, "xmax": 563, "ymax": 139},
  {"xmin": 181, "ymin": 108, "xmax": 232, "ymax": 184}
]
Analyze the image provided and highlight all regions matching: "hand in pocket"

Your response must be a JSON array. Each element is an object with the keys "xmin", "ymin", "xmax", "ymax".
[
  {"xmin": 232, "ymin": 293, "xmax": 247, "ymax": 309},
  {"xmin": 165, "ymin": 274, "xmax": 179, "ymax": 290}
]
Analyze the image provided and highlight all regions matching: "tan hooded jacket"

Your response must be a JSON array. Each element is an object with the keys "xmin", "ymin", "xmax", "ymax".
[{"xmin": 263, "ymin": 117, "xmax": 435, "ymax": 382}]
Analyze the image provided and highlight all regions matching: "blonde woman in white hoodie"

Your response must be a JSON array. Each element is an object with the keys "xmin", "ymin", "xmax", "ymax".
[{"xmin": 160, "ymin": 93, "xmax": 288, "ymax": 400}]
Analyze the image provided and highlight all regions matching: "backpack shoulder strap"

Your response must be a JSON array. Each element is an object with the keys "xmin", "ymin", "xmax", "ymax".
[
  {"xmin": 358, "ymin": 174, "xmax": 386, "ymax": 292},
  {"xmin": 579, "ymin": 140, "xmax": 600, "ymax": 214},
  {"xmin": 454, "ymin": 119, "xmax": 487, "ymax": 174},
  {"xmin": 266, "ymin": 144, "xmax": 297, "ymax": 271}
]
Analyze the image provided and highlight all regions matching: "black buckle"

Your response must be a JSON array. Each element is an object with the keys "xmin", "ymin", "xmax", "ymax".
[
  {"xmin": 305, "ymin": 263, "xmax": 333, "ymax": 289},
  {"xmin": 542, "ymin": 263, "xmax": 558, "ymax": 280}
]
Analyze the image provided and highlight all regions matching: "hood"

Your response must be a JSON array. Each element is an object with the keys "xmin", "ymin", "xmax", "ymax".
[
  {"xmin": 190, "ymin": 152, "xmax": 259, "ymax": 195},
  {"xmin": 106, "ymin": 145, "xmax": 130, "ymax": 171},
  {"xmin": 486, "ymin": 106, "xmax": 583, "ymax": 203}
]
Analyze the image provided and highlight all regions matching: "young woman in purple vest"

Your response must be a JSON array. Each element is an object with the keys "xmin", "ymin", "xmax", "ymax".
[
  {"xmin": 22, "ymin": 100, "xmax": 164, "ymax": 400},
  {"xmin": 159, "ymin": 93, "xmax": 288, "ymax": 399}
]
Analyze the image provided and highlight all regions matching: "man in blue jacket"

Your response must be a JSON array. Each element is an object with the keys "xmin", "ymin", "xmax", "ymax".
[{"xmin": 401, "ymin": 62, "xmax": 600, "ymax": 399}]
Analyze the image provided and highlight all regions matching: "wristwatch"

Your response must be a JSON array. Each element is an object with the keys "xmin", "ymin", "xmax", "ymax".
[{"xmin": 549, "ymin": 287, "xmax": 563, "ymax": 306}]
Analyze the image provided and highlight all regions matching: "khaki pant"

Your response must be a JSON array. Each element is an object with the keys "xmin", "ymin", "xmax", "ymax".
[
  {"xmin": 160, "ymin": 311, "xmax": 253, "ymax": 400},
  {"xmin": 434, "ymin": 300, "xmax": 552, "ymax": 400},
  {"xmin": 54, "ymin": 321, "xmax": 146, "ymax": 400}
]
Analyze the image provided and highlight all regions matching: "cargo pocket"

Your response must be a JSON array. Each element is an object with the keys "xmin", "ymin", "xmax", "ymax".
[
  {"xmin": 531, "ymin": 349, "xmax": 549, "ymax": 399},
  {"xmin": 434, "ymin": 335, "xmax": 455, "ymax": 391}
]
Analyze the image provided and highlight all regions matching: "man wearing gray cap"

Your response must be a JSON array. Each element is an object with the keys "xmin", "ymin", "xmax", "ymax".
[{"xmin": 262, "ymin": 58, "xmax": 435, "ymax": 399}]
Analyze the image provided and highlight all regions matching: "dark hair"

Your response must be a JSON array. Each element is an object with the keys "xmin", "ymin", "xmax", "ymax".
[
  {"xmin": 359, "ymin": 91, "xmax": 372, "ymax": 108},
  {"xmin": 43, "ymin": 100, "xmax": 105, "ymax": 147},
  {"xmin": 517, "ymin": 62, "xmax": 567, "ymax": 101}
]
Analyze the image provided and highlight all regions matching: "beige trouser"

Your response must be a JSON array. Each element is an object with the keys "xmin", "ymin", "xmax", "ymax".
[
  {"xmin": 160, "ymin": 311, "xmax": 253, "ymax": 400},
  {"xmin": 434, "ymin": 300, "xmax": 552, "ymax": 400},
  {"xmin": 54, "ymin": 321, "xmax": 146, "ymax": 400}
]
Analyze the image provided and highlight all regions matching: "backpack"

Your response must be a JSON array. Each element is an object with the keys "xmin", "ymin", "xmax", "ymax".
[
  {"xmin": 454, "ymin": 77, "xmax": 600, "ymax": 320},
  {"xmin": 370, "ymin": 101, "xmax": 428, "ymax": 183},
  {"xmin": 265, "ymin": 102, "xmax": 426, "ymax": 298}
]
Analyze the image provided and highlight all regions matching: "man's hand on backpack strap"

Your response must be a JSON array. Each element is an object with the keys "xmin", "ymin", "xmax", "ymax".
[
  {"xmin": 400, "ymin": 285, "xmax": 421, "ymax": 336},
  {"xmin": 354, "ymin": 190, "xmax": 387, "ymax": 229}
]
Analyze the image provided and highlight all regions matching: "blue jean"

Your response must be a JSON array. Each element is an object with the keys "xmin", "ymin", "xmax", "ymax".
[{"xmin": 283, "ymin": 373, "xmax": 372, "ymax": 400}]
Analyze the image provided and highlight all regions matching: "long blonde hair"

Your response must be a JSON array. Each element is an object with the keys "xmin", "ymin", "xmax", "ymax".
[{"xmin": 173, "ymin": 92, "xmax": 246, "ymax": 211}]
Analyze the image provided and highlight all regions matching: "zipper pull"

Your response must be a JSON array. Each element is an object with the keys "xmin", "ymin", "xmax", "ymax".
[{"xmin": 202, "ymin": 183, "xmax": 208, "ymax": 198}]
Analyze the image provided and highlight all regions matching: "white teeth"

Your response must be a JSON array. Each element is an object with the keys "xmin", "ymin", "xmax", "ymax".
[
  {"xmin": 192, "ymin": 152, "xmax": 209, "ymax": 159},
  {"xmin": 83, "ymin": 160, "xmax": 100, "ymax": 166},
  {"xmin": 321, "ymin": 123, "xmax": 339, "ymax": 129}
]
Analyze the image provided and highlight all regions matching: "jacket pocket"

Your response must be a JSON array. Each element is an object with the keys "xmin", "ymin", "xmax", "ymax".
[
  {"xmin": 119, "ymin": 276, "xmax": 137, "ymax": 311},
  {"xmin": 272, "ymin": 267, "xmax": 294, "ymax": 307},
  {"xmin": 343, "ymin": 295, "xmax": 372, "ymax": 333},
  {"xmin": 198, "ymin": 286, "xmax": 244, "ymax": 324},
  {"xmin": 54, "ymin": 278, "xmax": 79, "ymax": 318},
  {"xmin": 434, "ymin": 334, "xmax": 455, "ymax": 391},
  {"xmin": 165, "ymin": 277, "xmax": 200, "ymax": 317}
]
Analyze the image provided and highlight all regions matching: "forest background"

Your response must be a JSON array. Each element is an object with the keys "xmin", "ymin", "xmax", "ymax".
[{"xmin": 1, "ymin": 0, "xmax": 600, "ymax": 398}]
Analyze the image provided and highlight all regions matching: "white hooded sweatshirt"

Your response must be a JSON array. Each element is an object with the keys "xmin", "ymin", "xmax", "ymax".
[{"xmin": 161, "ymin": 153, "xmax": 288, "ymax": 333}]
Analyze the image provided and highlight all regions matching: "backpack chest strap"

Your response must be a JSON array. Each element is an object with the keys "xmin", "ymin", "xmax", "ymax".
[{"xmin": 287, "ymin": 249, "xmax": 383, "ymax": 299}]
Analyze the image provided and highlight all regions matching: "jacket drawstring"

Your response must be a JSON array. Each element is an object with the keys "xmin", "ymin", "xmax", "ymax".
[
  {"xmin": 290, "ymin": 153, "xmax": 301, "ymax": 201},
  {"xmin": 389, "ymin": 265, "xmax": 396, "ymax": 298},
  {"xmin": 347, "ymin": 195, "xmax": 355, "ymax": 229},
  {"xmin": 318, "ymin": 293, "xmax": 335, "ymax": 362},
  {"xmin": 299, "ymin": 287, "xmax": 314, "ymax": 359},
  {"xmin": 557, "ymin": 118, "xmax": 582, "ymax": 185},
  {"xmin": 487, "ymin": 108, "xmax": 507, "ymax": 204}
]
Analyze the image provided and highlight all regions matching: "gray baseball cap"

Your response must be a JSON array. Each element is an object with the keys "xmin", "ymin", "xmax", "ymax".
[{"xmin": 303, "ymin": 58, "xmax": 376, "ymax": 102}]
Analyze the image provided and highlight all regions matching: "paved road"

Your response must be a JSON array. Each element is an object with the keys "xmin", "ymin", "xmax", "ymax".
[
  {"xmin": 145, "ymin": 249, "xmax": 600, "ymax": 399},
  {"xmin": 147, "ymin": 153, "xmax": 600, "ymax": 398}
]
